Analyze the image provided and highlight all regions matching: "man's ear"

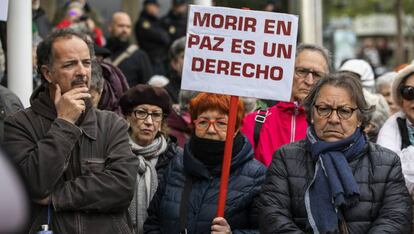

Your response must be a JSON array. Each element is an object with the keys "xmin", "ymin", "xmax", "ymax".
[{"xmin": 40, "ymin": 65, "xmax": 52, "ymax": 83}]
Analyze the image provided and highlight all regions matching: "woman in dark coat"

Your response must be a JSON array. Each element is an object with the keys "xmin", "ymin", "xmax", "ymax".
[
  {"xmin": 258, "ymin": 72, "xmax": 412, "ymax": 233},
  {"xmin": 119, "ymin": 84, "xmax": 181, "ymax": 234},
  {"xmin": 144, "ymin": 93, "xmax": 266, "ymax": 234}
]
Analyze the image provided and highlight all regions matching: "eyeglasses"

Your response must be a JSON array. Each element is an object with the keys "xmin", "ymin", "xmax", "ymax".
[
  {"xmin": 133, "ymin": 109, "xmax": 164, "ymax": 121},
  {"xmin": 193, "ymin": 117, "xmax": 228, "ymax": 132},
  {"xmin": 400, "ymin": 86, "xmax": 414, "ymax": 101},
  {"xmin": 295, "ymin": 67, "xmax": 326, "ymax": 81},
  {"xmin": 314, "ymin": 105, "xmax": 358, "ymax": 120}
]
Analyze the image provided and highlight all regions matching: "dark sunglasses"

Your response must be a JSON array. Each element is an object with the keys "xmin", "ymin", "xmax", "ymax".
[{"xmin": 400, "ymin": 86, "xmax": 414, "ymax": 101}]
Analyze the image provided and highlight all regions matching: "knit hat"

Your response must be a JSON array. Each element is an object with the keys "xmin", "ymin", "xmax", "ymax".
[
  {"xmin": 119, "ymin": 84, "xmax": 172, "ymax": 116},
  {"xmin": 391, "ymin": 63, "xmax": 414, "ymax": 107},
  {"xmin": 340, "ymin": 59, "xmax": 375, "ymax": 90}
]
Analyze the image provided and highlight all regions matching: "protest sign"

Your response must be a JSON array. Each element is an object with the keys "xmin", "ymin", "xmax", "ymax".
[
  {"xmin": 182, "ymin": 5, "xmax": 299, "ymax": 101},
  {"xmin": 0, "ymin": 0, "xmax": 9, "ymax": 21}
]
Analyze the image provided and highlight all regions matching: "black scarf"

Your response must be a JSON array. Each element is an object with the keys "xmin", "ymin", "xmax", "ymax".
[{"xmin": 189, "ymin": 132, "xmax": 244, "ymax": 166}]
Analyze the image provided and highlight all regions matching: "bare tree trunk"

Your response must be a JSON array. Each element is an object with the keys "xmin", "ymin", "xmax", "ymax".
[{"xmin": 395, "ymin": 0, "xmax": 405, "ymax": 65}]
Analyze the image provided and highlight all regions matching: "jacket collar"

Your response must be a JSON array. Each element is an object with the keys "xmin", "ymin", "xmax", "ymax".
[
  {"xmin": 30, "ymin": 84, "xmax": 97, "ymax": 140},
  {"xmin": 276, "ymin": 101, "xmax": 305, "ymax": 113}
]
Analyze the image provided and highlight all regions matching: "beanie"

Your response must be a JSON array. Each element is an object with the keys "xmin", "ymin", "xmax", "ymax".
[{"xmin": 119, "ymin": 84, "xmax": 172, "ymax": 116}]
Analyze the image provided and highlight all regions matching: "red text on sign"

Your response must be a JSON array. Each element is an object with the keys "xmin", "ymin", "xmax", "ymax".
[
  {"xmin": 193, "ymin": 12, "xmax": 257, "ymax": 32},
  {"xmin": 263, "ymin": 43, "xmax": 292, "ymax": 58},
  {"xmin": 264, "ymin": 19, "xmax": 292, "ymax": 36},
  {"xmin": 188, "ymin": 34, "xmax": 224, "ymax": 52},
  {"xmin": 191, "ymin": 57, "xmax": 283, "ymax": 80},
  {"xmin": 231, "ymin": 39, "xmax": 255, "ymax": 55}
]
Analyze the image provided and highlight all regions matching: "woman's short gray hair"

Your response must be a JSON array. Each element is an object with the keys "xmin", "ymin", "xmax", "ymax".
[{"xmin": 303, "ymin": 71, "xmax": 375, "ymax": 129}]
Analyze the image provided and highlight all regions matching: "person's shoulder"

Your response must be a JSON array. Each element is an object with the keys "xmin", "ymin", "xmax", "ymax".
[
  {"xmin": 245, "ymin": 158, "xmax": 267, "ymax": 175},
  {"xmin": 131, "ymin": 47, "xmax": 150, "ymax": 58},
  {"xmin": 164, "ymin": 149, "xmax": 184, "ymax": 178},
  {"xmin": 160, "ymin": 12, "xmax": 172, "ymax": 24},
  {"xmin": 166, "ymin": 136, "xmax": 183, "ymax": 156},
  {"xmin": 377, "ymin": 112, "xmax": 403, "ymax": 144},
  {"xmin": 367, "ymin": 141, "xmax": 401, "ymax": 164},
  {"xmin": 94, "ymin": 109, "xmax": 126, "ymax": 125},
  {"xmin": 0, "ymin": 86, "xmax": 22, "ymax": 103},
  {"xmin": 5, "ymin": 106, "xmax": 33, "ymax": 122},
  {"xmin": 278, "ymin": 140, "xmax": 307, "ymax": 153}
]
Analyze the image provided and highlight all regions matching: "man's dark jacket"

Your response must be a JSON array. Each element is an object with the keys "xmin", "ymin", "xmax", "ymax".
[
  {"xmin": 258, "ymin": 140, "xmax": 412, "ymax": 234},
  {"xmin": 0, "ymin": 85, "xmax": 23, "ymax": 143},
  {"xmin": 3, "ymin": 84, "xmax": 138, "ymax": 234},
  {"xmin": 144, "ymin": 135, "xmax": 266, "ymax": 233},
  {"xmin": 161, "ymin": 10, "xmax": 187, "ymax": 45},
  {"xmin": 106, "ymin": 40, "xmax": 153, "ymax": 87},
  {"xmin": 135, "ymin": 11, "xmax": 170, "ymax": 65}
]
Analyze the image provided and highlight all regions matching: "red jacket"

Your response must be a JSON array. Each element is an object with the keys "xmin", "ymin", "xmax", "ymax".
[{"xmin": 241, "ymin": 102, "xmax": 308, "ymax": 167}]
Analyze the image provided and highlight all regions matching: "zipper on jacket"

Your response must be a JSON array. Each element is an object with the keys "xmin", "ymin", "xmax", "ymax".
[
  {"xmin": 290, "ymin": 102, "xmax": 298, "ymax": 143},
  {"xmin": 193, "ymin": 176, "xmax": 214, "ymax": 233},
  {"xmin": 76, "ymin": 213, "xmax": 82, "ymax": 234},
  {"xmin": 83, "ymin": 159, "xmax": 105, "ymax": 164}
]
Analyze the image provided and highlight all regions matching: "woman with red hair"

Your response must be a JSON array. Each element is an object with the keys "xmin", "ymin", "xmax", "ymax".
[{"xmin": 144, "ymin": 93, "xmax": 266, "ymax": 233}]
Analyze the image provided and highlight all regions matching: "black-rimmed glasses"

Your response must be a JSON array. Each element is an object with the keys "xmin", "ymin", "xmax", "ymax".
[
  {"xmin": 133, "ymin": 109, "xmax": 165, "ymax": 121},
  {"xmin": 314, "ymin": 105, "xmax": 358, "ymax": 120}
]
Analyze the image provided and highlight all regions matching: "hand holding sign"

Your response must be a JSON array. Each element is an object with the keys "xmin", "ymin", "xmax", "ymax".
[{"xmin": 181, "ymin": 4, "xmax": 299, "ymax": 221}]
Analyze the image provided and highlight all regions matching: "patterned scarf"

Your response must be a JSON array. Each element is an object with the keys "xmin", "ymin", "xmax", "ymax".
[
  {"xmin": 305, "ymin": 127, "xmax": 365, "ymax": 234},
  {"xmin": 128, "ymin": 135, "xmax": 167, "ymax": 234}
]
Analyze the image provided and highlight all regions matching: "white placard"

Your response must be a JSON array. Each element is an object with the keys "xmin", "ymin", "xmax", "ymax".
[
  {"xmin": 0, "ymin": 0, "xmax": 8, "ymax": 21},
  {"xmin": 181, "ymin": 5, "xmax": 299, "ymax": 101}
]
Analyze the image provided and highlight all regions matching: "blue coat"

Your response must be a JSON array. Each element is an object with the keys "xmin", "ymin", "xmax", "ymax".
[{"xmin": 144, "ymin": 135, "xmax": 266, "ymax": 234}]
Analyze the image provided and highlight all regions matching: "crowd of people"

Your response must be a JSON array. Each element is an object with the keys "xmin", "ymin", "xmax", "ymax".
[{"xmin": 1, "ymin": 0, "xmax": 414, "ymax": 234}]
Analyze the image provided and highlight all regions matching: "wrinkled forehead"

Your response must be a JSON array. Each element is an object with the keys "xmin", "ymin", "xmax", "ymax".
[
  {"xmin": 51, "ymin": 36, "xmax": 90, "ymax": 60},
  {"xmin": 114, "ymin": 14, "xmax": 132, "ymax": 26},
  {"xmin": 295, "ymin": 50, "xmax": 328, "ymax": 73},
  {"xmin": 404, "ymin": 73, "xmax": 414, "ymax": 86},
  {"xmin": 315, "ymin": 84, "xmax": 355, "ymax": 104},
  {"xmin": 198, "ymin": 109, "xmax": 228, "ymax": 119}
]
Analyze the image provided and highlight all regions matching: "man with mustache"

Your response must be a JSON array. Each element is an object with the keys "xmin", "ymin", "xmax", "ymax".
[
  {"xmin": 3, "ymin": 28, "xmax": 138, "ymax": 234},
  {"xmin": 106, "ymin": 12, "xmax": 153, "ymax": 87},
  {"xmin": 241, "ymin": 44, "xmax": 331, "ymax": 167}
]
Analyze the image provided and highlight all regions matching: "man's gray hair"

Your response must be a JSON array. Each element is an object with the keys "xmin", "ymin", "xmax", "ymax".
[
  {"xmin": 90, "ymin": 60, "xmax": 104, "ymax": 93},
  {"xmin": 168, "ymin": 36, "xmax": 186, "ymax": 61},
  {"xmin": 296, "ymin": 43, "xmax": 332, "ymax": 72},
  {"xmin": 36, "ymin": 28, "xmax": 95, "ymax": 81}
]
